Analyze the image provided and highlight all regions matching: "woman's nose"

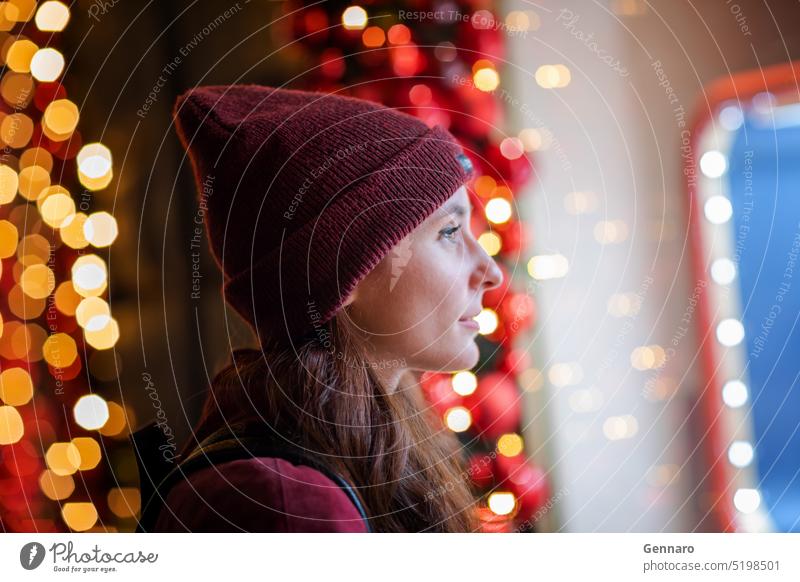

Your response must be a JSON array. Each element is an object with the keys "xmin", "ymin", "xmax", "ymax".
[
  {"xmin": 482, "ymin": 255, "xmax": 504, "ymax": 291},
  {"xmin": 472, "ymin": 241, "xmax": 503, "ymax": 291}
]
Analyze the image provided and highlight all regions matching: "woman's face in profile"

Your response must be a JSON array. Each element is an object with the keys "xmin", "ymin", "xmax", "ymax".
[{"xmin": 344, "ymin": 185, "xmax": 504, "ymax": 374}]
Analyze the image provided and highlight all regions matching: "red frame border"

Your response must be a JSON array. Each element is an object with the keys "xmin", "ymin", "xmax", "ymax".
[{"xmin": 685, "ymin": 60, "xmax": 800, "ymax": 532}]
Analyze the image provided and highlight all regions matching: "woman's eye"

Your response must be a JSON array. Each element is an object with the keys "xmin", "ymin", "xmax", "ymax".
[{"xmin": 440, "ymin": 224, "xmax": 462, "ymax": 242}]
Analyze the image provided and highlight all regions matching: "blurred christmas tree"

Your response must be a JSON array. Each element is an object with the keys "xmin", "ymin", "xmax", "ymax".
[{"xmin": 280, "ymin": 0, "xmax": 547, "ymax": 532}]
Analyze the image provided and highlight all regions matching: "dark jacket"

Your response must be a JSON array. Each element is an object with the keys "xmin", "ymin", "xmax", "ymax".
[{"xmin": 153, "ymin": 456, "xmax": 368, "ymax": 532}]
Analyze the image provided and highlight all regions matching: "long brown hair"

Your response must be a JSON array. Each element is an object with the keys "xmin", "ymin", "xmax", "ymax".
[{"xmin": 180, "ymin": 310, "xmax": 480, "ymax": 532}]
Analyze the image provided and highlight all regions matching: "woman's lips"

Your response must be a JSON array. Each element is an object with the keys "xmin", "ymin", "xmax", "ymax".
[{"xmin": 459, "ymin": 318, "xmax": 480, "ymax": 331}]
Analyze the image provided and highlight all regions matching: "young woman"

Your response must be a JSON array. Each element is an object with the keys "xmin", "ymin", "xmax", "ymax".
[{"xmin": 151, "ymin": 84, "xmax": 503, "ymax": 533}]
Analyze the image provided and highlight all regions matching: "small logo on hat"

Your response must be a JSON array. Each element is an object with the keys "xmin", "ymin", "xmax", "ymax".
[{"xmin": 455, "ymin": 152, "xmax": 473, "ymax": 174}]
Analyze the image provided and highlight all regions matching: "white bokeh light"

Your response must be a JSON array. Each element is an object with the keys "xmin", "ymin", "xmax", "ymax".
[
  {"xmin": 733, "ymin": 488, "xmax": 761, "ymax": 514},
  {"xmin": 73, "ymin": 394, "xmax": 109, "ymax": 430},
  {"xmin": 710, "ymin": 258, "xmax": 737, "ymax": 285},
  {"xmin": 716, "ymin": 319, "xmax": 745, "ymax": 346},
  {"xmin": 722, "ymin": 380, "xmax": 749, "ymax": 408},
  {"xmin": 719, "ymin": 105, "xmax": 744, "ymax": 131},
  {"xmin": 728, "ymin": 440, "xmax": 754, "ymax": 468},
  {"xmin": 527, "ymin": 253, "xmax": 569, "ymax": 280},
  {"xmin": 704, "ymin": 195, "xmax": 733, "ymax": 224},
  {"xmin": 700, "ymin": 150, "xmax": 728, "ymax": 178}
]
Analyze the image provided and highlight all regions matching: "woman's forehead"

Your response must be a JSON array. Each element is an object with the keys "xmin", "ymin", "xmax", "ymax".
[{"xmin": 437, "ymin": 186, "xmax": 470, "ymax": 216}]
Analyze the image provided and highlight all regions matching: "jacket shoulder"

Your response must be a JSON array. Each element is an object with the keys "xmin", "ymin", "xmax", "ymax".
[{"xmin": 152, "ymin": 456, "xmax": 368, "ymax": 532}]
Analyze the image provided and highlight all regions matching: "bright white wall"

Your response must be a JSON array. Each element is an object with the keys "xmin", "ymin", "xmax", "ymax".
[
  {"xmin": 506, "ymin": 0, "xmax": 800, "ymax": 532},
  {"xmin": 505, "ymin": 0, "xmax": 712, "ymax": 532}
]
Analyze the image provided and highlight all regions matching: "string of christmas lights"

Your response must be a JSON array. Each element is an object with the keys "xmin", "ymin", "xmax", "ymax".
[{"xmin": 0, "ymin": 0, "xmax": 134, "ymax": 533}]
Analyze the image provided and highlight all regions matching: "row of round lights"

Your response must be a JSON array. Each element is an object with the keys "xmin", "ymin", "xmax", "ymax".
[{"xmin": 699, "ymin": 103, "xmax": 761, "ymax": 521}]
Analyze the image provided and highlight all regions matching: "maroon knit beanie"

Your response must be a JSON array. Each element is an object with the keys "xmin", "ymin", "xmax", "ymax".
[{"xmin": 172, "ymin": 84, "xmax": 475, "ymax": 347}]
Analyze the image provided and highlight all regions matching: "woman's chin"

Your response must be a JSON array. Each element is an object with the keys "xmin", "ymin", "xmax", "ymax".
[
  {"xmin": 415, "ymin": 346, "xmax": 480, "ymax": 374},
  {"xmin": 413, "ymin": 328, "xmax": 481, "ymax": 373},
  {"xmin": 442, "ymin": 339, "xmax": 480, "ymax": 372}
]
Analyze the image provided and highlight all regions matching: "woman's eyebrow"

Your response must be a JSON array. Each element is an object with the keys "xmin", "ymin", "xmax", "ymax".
[{"xmin": 440, "ymin": 202, "xmax": 468, "ymax": 218}]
